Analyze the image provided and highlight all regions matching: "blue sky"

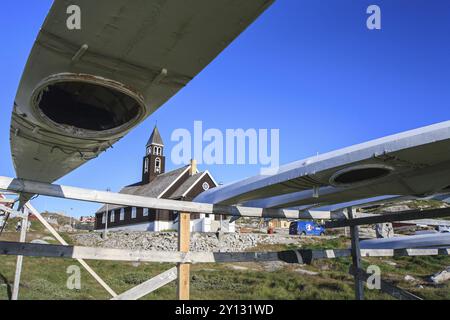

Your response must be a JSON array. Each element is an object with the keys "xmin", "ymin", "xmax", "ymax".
[{"xmin": 1, "ymin": 1, "xmax": 449, "ymax": 217}]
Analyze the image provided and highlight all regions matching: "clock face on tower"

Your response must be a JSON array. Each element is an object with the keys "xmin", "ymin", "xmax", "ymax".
[{"xmin": 202, "ymin": 182, "xmax": 210, "ymax": 191}]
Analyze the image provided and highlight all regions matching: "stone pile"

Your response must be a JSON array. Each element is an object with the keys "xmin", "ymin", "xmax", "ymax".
[{"xmin": 71, "ymin": 231, "xmax": 306, "ymax": 252}]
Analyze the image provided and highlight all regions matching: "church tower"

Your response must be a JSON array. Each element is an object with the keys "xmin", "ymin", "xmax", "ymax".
[{"xmin": 142, "ymin": 125, "xmax": 165, "ymax": 184}]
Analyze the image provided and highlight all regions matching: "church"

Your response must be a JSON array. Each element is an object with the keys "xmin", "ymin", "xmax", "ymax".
[{"xmin": 95, "ymin": 126, "xmax": 235, "ymax": 233}]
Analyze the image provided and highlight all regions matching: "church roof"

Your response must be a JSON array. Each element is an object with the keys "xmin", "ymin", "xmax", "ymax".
[
  {"xmin": 95, "ymin": 165, "xmax": 218, "ymax": 214},
  {"xmin": 96, "ymin": 165, "xmax": 190, "ymax": 213},
  {"xmin": 146, "ymin": 126, "xmax": 164, "ymax": 146},
  {"xmin": 169, "ymin": 172, "xmax": 205, "ymax": 200}
]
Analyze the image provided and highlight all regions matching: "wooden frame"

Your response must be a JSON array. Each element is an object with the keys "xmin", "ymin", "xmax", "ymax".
[{"xmin": 1, "ymin": 176, "xmax": 450, "ymax": 301}]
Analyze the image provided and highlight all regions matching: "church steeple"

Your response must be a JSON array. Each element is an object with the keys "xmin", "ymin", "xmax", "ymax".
[
  {"xmin": 146, "ymin": 125, "xmax": 164, "ymax": 148},
  {"xmin": 142, "ymin": 125, "xmax": 165, "ymax": 184}
]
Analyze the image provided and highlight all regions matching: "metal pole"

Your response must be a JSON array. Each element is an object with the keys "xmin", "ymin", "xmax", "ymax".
[
  {"xmin": 12, "ymin": 206, "xmax": 29, "ymax": 300},
  {"xmin": 348, "ymin": 206, "xmax": 364, "ymax": 300}
]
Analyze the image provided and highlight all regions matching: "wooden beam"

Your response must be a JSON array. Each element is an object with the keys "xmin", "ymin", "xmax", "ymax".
[
  {"xmin": 0, "ymin": 176, "xmax": 329, "ymax": 220},
  {"xmin": 11, "ymin": 207, "xmax": 28, "ymax": 300},
  {"xmin": 1, "ymin": 241, "xmax": 448, "ymax": 264},
  {"xmin": 348, "ymin": 207, "xmax": 364, "ymax": 300},
  {"xmin": 351, "ymin": 267, "xmax": 422, "ymax": 300},
  {"xmin": 177, "ymin": 212, "xmax": 190, "ymax": 300},
  {"xmin": 326, "ymin": 207, "xmax": 450, "ymax": 228},
  {"xmin": 24, "ymin": 202, "xmax": 118, "ymax": 298},
  {"xmin": 0, "ymin": 204, "xmax": 26, "ymax": 218},
  {"xmin": 112, "ymin": 267, "xmax": 177, "ymax": 300}
]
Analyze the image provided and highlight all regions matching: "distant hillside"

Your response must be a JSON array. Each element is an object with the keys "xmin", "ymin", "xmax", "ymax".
[{"xmin": 41, "ymin": 211, "xmax": 79, "ymax": 226}]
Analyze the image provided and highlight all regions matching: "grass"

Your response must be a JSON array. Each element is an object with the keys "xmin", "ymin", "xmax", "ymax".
[{"xmin": 0, "ymin": 232, "xmax": 449, "ymax": 300}]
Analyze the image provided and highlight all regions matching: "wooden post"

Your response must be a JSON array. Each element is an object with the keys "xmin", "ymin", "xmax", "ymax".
[
  {"xmin": 12, "ymin": 206, "xmax": 29, "ymax": 300},
  {"xmin": 177, "ymin": 212, "xmax": 190, "ymax": 300},
  {"xmin": 177, "ymin": 160, "xmax": 196, "ymax": 300},
  {"xmin": 348, "ymin": 207, "xmax": 364, "ymax": 300}
]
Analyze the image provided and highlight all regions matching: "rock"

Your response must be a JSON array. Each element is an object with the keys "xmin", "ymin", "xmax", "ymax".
[
  {"xmin": 384, "ymin": 260, "xmax": 397, "ymax": 266},
  {"xmin": 430, "ymin": 267, "xmax": 450, "ymax": 284},
  {"xmin": 375, "ymin": 223, "xmax": 394, "ymax": 238},
  {"xmin": 384, "ymin": 205, "xmax": 410, "ymax": 213},
  {"xmin": 42, "ymin": 236, "xmax": 56, "ymax": 241},
  {"xmin": 229, "ymin": 265, "xmax": 248, "ymax": 271},
  {"xmin": 294, "ymin": 268, "xmax": 319, "ymax": 276},
  {"xmin": 404, "ymin": 275, "xmax": 417, "ymax": 282},
  {"xmin": 31, "ymin": 239, "xmax": 49, "ymax": 245},
  {"xmin": 262, "ymin": 261, "xmax": 286, "ymax": 272},
  {"xmin": 59, "ymin": 224, "xmax": 75, "ymax": 233},
  {"xmin": 70, "ymin": 231, "xmax": 330, "ymax": 253}
]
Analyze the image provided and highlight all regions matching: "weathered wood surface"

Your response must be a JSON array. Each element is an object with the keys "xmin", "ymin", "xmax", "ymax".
[
  {"xmin": 11, "ymin": 207, "xmax": 28, "ymax": 300},
  {"xmin": 177, "ymin": 212, "xmax": 190, "ymax": 300},
  {"xmin": 0, "ymin": 176, "xmax": 330, "ymax": 220},
  {"xmin": 112, "ymin": 267, "xmax": 177, "ymax": 300},
  {"xmin": 349, "ymin": 208, "xmax": 364, "ymax": 300},
  {"xmin": 1, "ymin": 241, "xmax": 448, "ymax": 264}
]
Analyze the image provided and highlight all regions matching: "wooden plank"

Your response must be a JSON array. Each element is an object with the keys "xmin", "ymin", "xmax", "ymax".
[
  {"xmin": 178, "ymin": 160, "xmax": 194, "ymax": 301},
  {"xmin": 11, "ymin": 207, "xmax": 29, "ymax": 300},
  {"xmin": 0, "ymin": 204, "xmax": 21, "ymax": 215},
  {"xmin": 0, "ymin": 176, "xmax": 330, "ymax": 220},
  {"xmin": 2, "ymin": 240, "xmax": 448, "ymax": 265},
  {"xmin": 348, "ymin": 207, "xmax": 364, "ymax": 300},
  {"xmin": 326, "ymin": 207, "xmax": 450, "ymax": 228},
  {"xmin": 24, "ymin": 202, "xmax": 118, "ymax": 298},
  {"xmin": 177, "ymin": 212, "xmax": 190, "ymax": 300},
  {"xmin": 112, "ymin": 267, "xmax": 177, "ymax": 300},
  {"xmin": 351, "ymin": 267, "xmax": 422, "ymax": 300}
]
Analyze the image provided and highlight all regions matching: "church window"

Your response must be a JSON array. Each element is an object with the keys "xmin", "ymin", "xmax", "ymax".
[
  {"xmin": 155, "ymin": 158, "xmax": 161, "ymax": 173},
  {"xmin": 153, "ymin": 146, "xmax": 162, "ymax": 156},
  {"xmin": 144, "ymin": 158, "xmax": 149, "ymax": 173}
]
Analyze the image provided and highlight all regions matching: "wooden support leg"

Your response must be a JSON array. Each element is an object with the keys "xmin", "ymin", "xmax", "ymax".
[
  {"xmin": 177, "ymin": 212, "xmax": 190, "ymax": 300},
  {"xmin": 12, "ymin": 206, "xmax": 29, "ymax": 300},
  {"xmin": 348, "ymin": 207, "xmax": 364, "ymax": 300},
  {"xmin": 25, "ymin": 202, "xmax": 117, "ymax": 297},
  {"xmin": 113, "ymin": 267, "xmax": 178, "ymax": 300}
]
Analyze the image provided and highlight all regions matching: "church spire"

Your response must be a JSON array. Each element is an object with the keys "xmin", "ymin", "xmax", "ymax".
[
  {"xmin": 147, "ymin": 125, "xmax": 164, "ymax": 147},
  {"xmin": 142, "ymin": 124, "xmax": 165, "ymax": 184}
]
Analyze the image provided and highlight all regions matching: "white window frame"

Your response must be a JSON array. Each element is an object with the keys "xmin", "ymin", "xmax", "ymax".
[
  {"xmin": 144, "ymin": 158, "xmax": 149, "ymax": 173},
  {"xmin": 120, "ymin": 208, "xmax": 125, "ymax": 221},
  {"xmin": 102, "ymin": 213, "xmax": 106, "ymax": 224},
  {"xmin": 155, "ymin": 158, "xmax": 161, "ymax": 173},
  {"xmin": 143, "ymin": 208, "xmax": 149, "ymax": 217},
  {"xmin": 151, "ymin": 146, "xmax": 162, "ymax": 156},
  {"xmin": 147, "ymin": 147, "xmax": 151, "ymax": 155},
  {"xmin": 131, "ymin": 207, "xmax": 137, "ymax": 219},
  {"xmin": 110, "ymin": 210, "xmax": 115, "ymax": 223}
]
